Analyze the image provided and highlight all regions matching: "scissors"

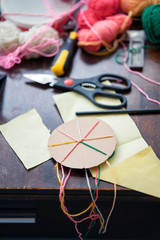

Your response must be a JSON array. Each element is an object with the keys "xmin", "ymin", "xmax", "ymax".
[{"xmin": 24, "ymin": 73, "xmax": 131, "ymax": 109}]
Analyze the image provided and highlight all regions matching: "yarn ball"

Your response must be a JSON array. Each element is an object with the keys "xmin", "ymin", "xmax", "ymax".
[
  {"xmin": 78, "ymin": 14, "xmax": 132, "ymax": 52},
  {"xmin": 120, "ymin": 0, "xmax": 160, "ymax": 17},
  {"xmin": 0, "ymin": 21, "xmax": 20, "ymax": 54},
  {"xmin": 19, "ymin": 24, "xmax": 61, "ymax": 59},
  {"xmin": 105, "ymin": 13, "xmax": 132, "ymax": 33},
  {"xmin": 142, "ymin": 4, "xmax": 160, "ymax": 44},
  {"xmin": 88, "ymin": 0, "xmax": 120, "ymax": 18},
  {"xmin": 77, "ymin": 9, "xmax": 99, "ymax": 29},
  {"xmin": 78, "ymin": 20, "xmax": 119, "ymax": 51}
]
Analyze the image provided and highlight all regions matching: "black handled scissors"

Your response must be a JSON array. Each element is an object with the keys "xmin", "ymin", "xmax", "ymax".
[{"xmin": 24, "ymin": 73, "xmax": 131, "ymax": 109}]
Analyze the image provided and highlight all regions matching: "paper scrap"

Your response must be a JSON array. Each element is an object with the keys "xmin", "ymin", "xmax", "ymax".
[
  {"xmin": 0, "ymin": 109, "xmax": 51, "ymax": 169},
  {"xmin": 90, "ymin": 147, "xmax": 160, "ymax": 198}
]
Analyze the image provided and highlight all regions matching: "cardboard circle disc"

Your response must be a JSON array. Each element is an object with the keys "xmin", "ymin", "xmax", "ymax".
[{"xmin": 48, "ymin": 117, "xmax": 116, "ymax": 169}]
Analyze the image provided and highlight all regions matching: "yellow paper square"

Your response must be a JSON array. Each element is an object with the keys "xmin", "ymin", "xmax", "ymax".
[{"xmin": 0, "ymin": 109, "xmax": 51, "ymax": 169}]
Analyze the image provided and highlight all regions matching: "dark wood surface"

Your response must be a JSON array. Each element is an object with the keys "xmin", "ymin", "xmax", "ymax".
[
  {"xmin": 0, "ymin": 38, "xmax": 160, "ymax": 192},
  {"xmin": 0, "ymin": 27, "xmax": 160, "ymax": 238}
]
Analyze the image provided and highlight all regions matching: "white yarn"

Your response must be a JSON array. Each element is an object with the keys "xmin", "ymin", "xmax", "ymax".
[
  {"xmin": 0, "ymin": 20, "xmax": 62, "ymax": 58},
  {"xmin": 19, "ymin": 24, "xmax": 62, "ymax": 59},
  {"xmin": 0, "ymin": 20, "xmax": 20, "ymax": 54}
]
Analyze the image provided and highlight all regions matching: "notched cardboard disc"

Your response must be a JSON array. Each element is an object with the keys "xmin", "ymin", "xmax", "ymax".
[{"xmin": 48, "ymin": 117, "xmax": 116, "ymax": 169}]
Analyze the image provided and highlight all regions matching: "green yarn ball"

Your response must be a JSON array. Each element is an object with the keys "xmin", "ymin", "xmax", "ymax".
[{"xmin": 142, "ymin": 4, "xmax": 160, "ymax": 44}]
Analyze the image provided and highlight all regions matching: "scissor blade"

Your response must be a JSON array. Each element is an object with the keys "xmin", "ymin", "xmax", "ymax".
[{"xmin": 23, "ymin": 73, "xmax": 57, "ymax": 87}]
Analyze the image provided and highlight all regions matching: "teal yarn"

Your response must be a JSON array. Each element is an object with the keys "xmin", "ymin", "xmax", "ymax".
[{"xmin": 142, "ymin": 4, "xmax": 160, "ymax": 44}]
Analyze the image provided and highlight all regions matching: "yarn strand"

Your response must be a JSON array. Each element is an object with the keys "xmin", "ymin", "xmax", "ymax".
[{"xmin": 117, "ymin": 41, "xmax": 160, "ymax": 106}]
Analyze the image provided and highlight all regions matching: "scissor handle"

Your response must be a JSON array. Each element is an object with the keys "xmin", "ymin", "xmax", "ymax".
[
  {"xmin": 73, "ymin": 85, "xmax": 127, "ymax": 109},
  {"xmin": 94, "ymin": 74, "xmax": 131, "ymax": 92},
  {"xmin": 54, "ymin": 74, "xmax": 130, "ymax": 109}
]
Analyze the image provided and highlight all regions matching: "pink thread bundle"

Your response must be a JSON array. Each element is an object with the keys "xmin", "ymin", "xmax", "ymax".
[{"xmin": 77, "ymin": 0, "xmax": 132, "ymax": 52}]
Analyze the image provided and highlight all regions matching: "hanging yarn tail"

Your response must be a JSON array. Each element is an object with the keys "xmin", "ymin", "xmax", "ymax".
[
  {"xmin": 56, "ymin": 163, "xmax": 102, "ymax": 240},
  {"xmin": 102, "ymin": 160, "xmax": 117, "ymax": 234}
]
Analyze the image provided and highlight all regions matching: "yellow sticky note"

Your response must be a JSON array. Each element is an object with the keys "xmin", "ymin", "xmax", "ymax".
[
  {"xmin": 0, "ymin": 109, "xmax": 51, "ymax": 169},
  {"xmin": 90, "ymin": 147, "xmax": 160, "ymax": 198}
]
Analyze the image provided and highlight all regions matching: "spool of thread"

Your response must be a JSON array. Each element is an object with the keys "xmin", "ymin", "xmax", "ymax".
[
  {"xmin": 142, "ymin": 4, "xmax": 160, "ymax": 44},
  {"xmin": 120, "ymin": 0, "xmax": 160, "ymax": 17}
]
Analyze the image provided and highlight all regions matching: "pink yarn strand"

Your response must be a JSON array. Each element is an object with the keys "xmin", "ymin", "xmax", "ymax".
[
  {"xmin": 131, "ymin": 81, "xmax": 160, "ymax": 105},
  {"xmin": 80, "ymin": 10, "xmax": 103, "ymax": 42},
  {"xmin": 43, "ymin": 0, "xmax": 56, "ymax": 17},
  {"xmin": 124, "ymin": 62, "xmax": 160, "ymax": 86},
  {"xmin": 2, "ymin": 12, "xmax": 52, "ymax": 18},
  {"xmin": 120, "ymin": 41, "xmax": 160, "ymax": 105}
]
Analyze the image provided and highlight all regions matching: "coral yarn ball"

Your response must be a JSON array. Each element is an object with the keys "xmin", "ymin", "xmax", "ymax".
[
  {"xmin": 105, "ymin": 14, "xmax": 132, "ymax": 33},
  {"xmin": 78, "ymin": 20, "xmax": 120, "ymax": 52},
  {"xmin": 77, "ymin": 9, "xmax": 99, "ymax": 29},
  {"xmin": 88, "ymin": 0, "xmax": 120, "ymax": 18}
]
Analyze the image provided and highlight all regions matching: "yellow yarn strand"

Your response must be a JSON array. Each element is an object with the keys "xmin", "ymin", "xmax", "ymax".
[
  {"xmin": 50, "ymin": 135, "xmax": 113, "ymax": 147},
  {"xmin": 56, "ymin": 163, "xmax": 94, "ymax": 217}
]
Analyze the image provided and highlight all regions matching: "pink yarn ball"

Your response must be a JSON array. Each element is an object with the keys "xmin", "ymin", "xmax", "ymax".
[
  {"xmin": 88, "ymin": 0, "xmax": 120, "ymax": 18},
  {"xmin": 78, "ymin": 20, "xmax": 120, "ymax": 51},
  {"xmin": 77, "ymin": 0, "xmax": 132, "ymax": 53},
  {"xmin": 105, "ymin": 13, "xmax": 132, "ymax": 33},
  {"xmin": 77, "ymin": 9, "xmax": 99, "ymax": 29}
]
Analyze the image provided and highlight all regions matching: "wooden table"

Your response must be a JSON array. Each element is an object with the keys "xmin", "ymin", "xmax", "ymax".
[{"xmin": 0, "ymin": 28, "xmax": 160, "ymax": 239}]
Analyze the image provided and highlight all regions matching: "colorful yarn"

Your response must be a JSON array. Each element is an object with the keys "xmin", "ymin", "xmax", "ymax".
[
  {"xmin": 57, "ymin": 120, "xmax": 100, "ymax": 163},
  {"xmin": 77, "ymin": 0, "xmax": 132, "ymax": 53},
  {"xmin": 50, "ymin": 135, "xmax": 113, "ymax": 147},
  {"xmin": 120, "ymin": 0, "xmax": 160, "ymax": 17},
  {"xmin": 56, "ymin": 163, "xmax": 102, "ymax": 239},
  {"xmin": 142, "ymin": 4, "xmax": 160, "ymax": 44},
  {"xmin": 54, "ymin": 117, "xmax": 117, "ymax": 239},
  {"xmin": 103, "ymin": 160, "xmax": 117, "ymax": 233},
  {"xmin": 85, "ymin": 168, "xmax": 105, "ymax": 234}
]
